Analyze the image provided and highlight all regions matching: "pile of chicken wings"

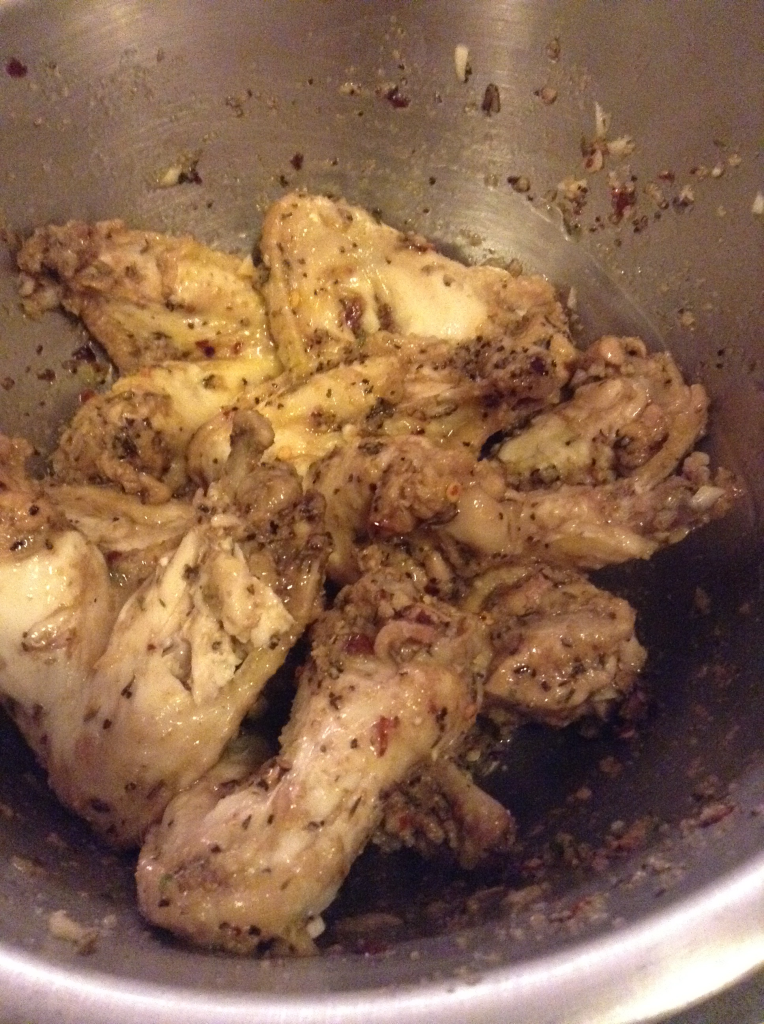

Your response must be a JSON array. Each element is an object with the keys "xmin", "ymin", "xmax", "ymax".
[{"xmin": 0, "ymin": 194, "xmax": 738, "ymax": 954}]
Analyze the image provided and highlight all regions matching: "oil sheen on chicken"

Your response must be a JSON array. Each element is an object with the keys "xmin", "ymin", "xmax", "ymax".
[{"xmin": 3, "ymin": 193, "xmax": 741, "ymax": 956}]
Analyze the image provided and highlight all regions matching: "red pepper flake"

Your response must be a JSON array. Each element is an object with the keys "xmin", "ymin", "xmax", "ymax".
[
  {"xmin": 481, "ymin": 83, "xmax": 501, "ymax": 116},
  {"xmin": 78, "ymin": 389, "xmax": 96, "ymax": 405},
  {"xmin": 195, "ymin": 341, "xmax": 216, "ymax": 358},
  {"xmin": 6, "ymin": 58, "xmax": 28, "ymax": 78},
  {"xmin": 384, "ymin": 85, "xmax": 410, "ymax": 109},
  {"xmin": 370, "ymin": 715, "xmax": 399, "ymax": 757},
  {"xmin": 344, "ymin": 633, "xmax": 374, "ymax": 655},
  {"xmin": 609, "ymin": 181, "xmax": 637, "ymax": 223},
  {"xmin": 290, "ymin": 152, "xmax": 304, "ymax": 171}
]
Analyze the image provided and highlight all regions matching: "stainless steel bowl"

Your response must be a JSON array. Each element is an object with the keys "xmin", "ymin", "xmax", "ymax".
[{"xmin": 0, "ymin": 2, "xmax": 762, "ymax": 1022}]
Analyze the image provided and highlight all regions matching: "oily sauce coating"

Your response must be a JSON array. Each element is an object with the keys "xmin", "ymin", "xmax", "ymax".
[{"xmin": 3, "ymin": 192, "xmax": 742, "ymax": 954}]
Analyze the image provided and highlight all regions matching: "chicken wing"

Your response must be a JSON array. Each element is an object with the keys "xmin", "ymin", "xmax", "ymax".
[
  {"xmin": 51, "ymin": 414, "xmax": 328, "ymax": 846},
  {"xmin": 4, "ymin": 193, "xmax": 743, "ymax": 957},
  {"xmin": 376, "ymin": 759, "xmax": 515, "ymax": 869},
  {"xmin": 0, "ymin": 415, "xmax": 330, "ymax": 848},
  {"xmin": 260, "ymin": 192, "xmax": 572, "ymax": 376},
  {"xmin": 0, "ymin": 437, "xmax": 117, "ymax": 764},
  {"xmin": 462, "ymin": 564, "xmax": 646, "ymax": 729},
  {"xmin": 52, "ymin": 356, "xmax": 281, "ymax": 502},
  {"xmin": 308, "ymin": 426, "xmax": 738, "ymax": 582},
  {"xmin": 306, "ymin": 434, "xmax": 480, "ymax": 582},
  {"xmin": 17, "ymin": 220, "xmax": 278, "ymax": 375},
  {"xmin": 497, "ymin": 336, "xmax": 709, "ymax": 490},
  {"xmin": 186, "ymin": 329, "xmax": 573, "ymax": 491},
  {"xmin": 445, "ymin": 450, "xmax": 739, "ymax": 570},
  {"xmin": 366, "ymin": 330, "xmax": 574, "ymax": 451},
  {"xmin": 44, "ymin": 483, "xmax": 194, "ymax": 594},
  {"xmin": 136, "ymin": 570, "xmax": 489, "ymax": 954},
  {"xmin": 186, "ymin": 355, "xmax": 404, "ymax": 483}
]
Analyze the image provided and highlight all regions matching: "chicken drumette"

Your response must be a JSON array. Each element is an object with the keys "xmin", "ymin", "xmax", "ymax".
[{"xmin": 137, "ymin": 569, "xmax": 491, "ymax": 953}]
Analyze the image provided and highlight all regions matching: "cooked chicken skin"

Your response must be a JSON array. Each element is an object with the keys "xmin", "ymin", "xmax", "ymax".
[
  {"xmin": 306, "ymin": 434, "xmax": 480, "ymax": 583},
  {"xmin": 0, "ymin": 437, "xmax": 117, "ymax": 762},
  {"xmin": 58, "ymin": 418, "xmax": 328, "ymax": 846},
  {"xmin": 4, "ymin": 194, "xmax": 741, "ymax": 956},
  {"xmin": 498, "ymin": 336, "xmax": 708, "ymax": 490},
  {"xmin": 462, "ymin": 564, "xmax": 646, "ymax": 728},
  {"xmin": 52, "ymin": 356, "xmax": 281, "ymax": 502},
  {"xmin": 0, "ymin": 417, "xmax": 329, "ymax": 848},
  {"xmin": 366, "ymin": 330, "xmax": 574, "ymax": 451},
  {"xmin": 261, "ymin": 192, "xmax": 573, "ymax": 376},
  {"xmin": 187, "ymin": 355, "xmax": 405, "ymax": 484},
  {"xmin": 218, "ymin": 328, "xmax": 575, "ymax": 477},
  {"xmin": 56, "ymin": 325, "xmax": 572, "ymax": 504},
  {"xmin": 137, "ymin": 570, "xmax": 489, "ymax": 953},
  {"xmin": 307, "ymin": 433, "xmax": 738, "ymax": 581},
  {"xmin": 44, "ymin": 483, "xmax": 195, "ymax": 593},
  {"xmin": 446, "ymin": 450, "xmax": 739, "ymax": 570},
  {"xmin": 17, "ymin": 220, "xmax": 278, "ymax": 374},
  {"xmin": 51, "ymin": 519, "xmax": 294, "ymax": 846}
]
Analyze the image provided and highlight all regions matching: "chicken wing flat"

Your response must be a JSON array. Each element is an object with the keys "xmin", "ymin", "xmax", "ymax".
[
  {"xmin": 445, "ymin": 450, "xmax": 739, "ymax": 571},
  {"xmin": 261, "ymin": 192, "xmax": 573, "ymax": 376},
  {"xmin": 0, "ymin": 416, "xmax": 330, "ymax": 847},
  {"xmin": 497, "ymin": 336, "xmax": 708, "ymax": 490},
  {"xmin": 17, "ymin": 220, "xmax": 278, "ymax": 375},
  {"xmin": 187, "ymin": 355, "xmax": 405, "ymax": 482},
  {"xmin": 59, "ymin": 326, "xmax": 571, "ymax": 503},
  {"xmin": 52, "ymin": 356, "xmax": 281, "ymax": 503},
  {"xmin": 0, "ymin": 436, "xmax": 118, "ymax": 764},
  {"xmin": 307, "ymin": 432, "xmax": 738, "ymax": 581},
  {"xmin": 365, "ymin": 330, "xmax": 574, "ymax": 451},
  {"xmin": 137, "ymin": 570, "xmax": 490, "ymax": 954}
]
